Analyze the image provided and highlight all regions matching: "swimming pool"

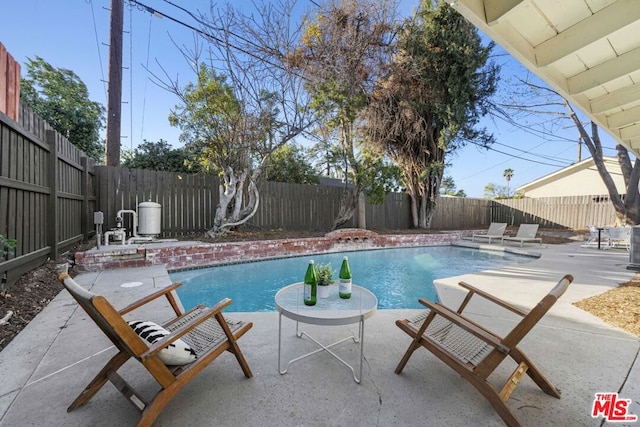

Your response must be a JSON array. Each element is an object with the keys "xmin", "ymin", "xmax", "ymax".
[{"xmin": 170, "ymin": 245, "xmax": 534, "ymax": 312}]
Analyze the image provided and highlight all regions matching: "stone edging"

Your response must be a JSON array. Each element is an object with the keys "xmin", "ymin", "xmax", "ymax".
[{"xmin": 75, "ymin": 228, "xmax": 469, "ymax": 272}]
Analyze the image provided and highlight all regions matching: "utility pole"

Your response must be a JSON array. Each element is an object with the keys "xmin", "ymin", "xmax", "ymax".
[
  {"xmin": 577, "ymin": 137, "xmax": 582, "ymax": 162},
  {"xmin": 105, "ymin": 0, "xmax": 123, "ymax": 166}
]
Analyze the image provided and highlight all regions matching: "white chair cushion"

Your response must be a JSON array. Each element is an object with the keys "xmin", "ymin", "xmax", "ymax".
[{"xmin": 128, "ymin": 320, "xmax": 197, "ymax": 365}]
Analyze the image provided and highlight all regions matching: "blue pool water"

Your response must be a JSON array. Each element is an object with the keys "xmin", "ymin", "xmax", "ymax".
[{"xmin": 170, "ymin": 246, "xmax": 534, "ymax": 312}]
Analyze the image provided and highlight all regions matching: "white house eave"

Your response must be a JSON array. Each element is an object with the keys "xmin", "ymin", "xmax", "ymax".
[{"xmin": 453, "ymin": 0, "xmax": 640, "ymax": 157}]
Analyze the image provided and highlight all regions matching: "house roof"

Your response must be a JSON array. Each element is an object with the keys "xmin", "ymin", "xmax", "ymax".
[
  {"xmin": 516, "ymin": 156, "xmax": 621, "ymax": 192},
  {"xmin": 452, "ymin": 0, "xmax": 640, "ymax": 157}
]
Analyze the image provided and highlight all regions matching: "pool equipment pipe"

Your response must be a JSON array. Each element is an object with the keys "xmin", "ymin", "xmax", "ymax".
[{"xmin": 103, "ymin": 202, "xmax": 162, "ymax": 246}]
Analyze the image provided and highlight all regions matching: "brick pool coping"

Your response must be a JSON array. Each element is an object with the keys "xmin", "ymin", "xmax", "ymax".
[{"xmin": 75, "ymin": 228, "xmax": 474, "ymax": 272}]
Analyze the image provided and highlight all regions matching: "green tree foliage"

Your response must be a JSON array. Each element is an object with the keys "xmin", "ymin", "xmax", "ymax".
[
  {"xmin": 290, "ymin": 0, "xmax": 397, "ymax": 228},
  {"xmin": 169, "ymin": 64, "xmax": 266, "ymax": 236},
  {"xmin": 169, "ymin": 64, "xmax": 245, "ymax": 175},
  {"xmin": 483, "ymin": 182, "xmax": 508, "ymax": 199},
  {"xmin": 20, "ymin": 56, "xmax": 105, "ymax": 161},
  {"xmin": 121, "ymin": 139, "xmax": 192, "ymax": 173},
  {"xmin": 364, "ymin": 0, "xmax": 499, "ymax": 228},
  {"xmin": 440, "ymin": 176, "xmax": 466, "ymax": 197},
  {"xmin": 483, "ymin": 182, "xmax": 521, "ymax": 199},
  {"xmin": 307, "ymin": 124, "xmax": 342, "ymax": 178},
  {"xmin": 265, "ymin": 144, "xmax": 319, "ymax": 184},
  {"xmin": 357, "ymin": 148, "xmax": 403, "ymax": 204},
  {"xmin": 441, "ymin": 176, "xmax": 455, "ymax": 194}
]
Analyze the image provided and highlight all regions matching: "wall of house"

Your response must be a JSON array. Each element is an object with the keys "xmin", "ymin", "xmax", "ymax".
[{"xmin": 521, "ymin": 160, "xmax": 626, "ymax": 198}]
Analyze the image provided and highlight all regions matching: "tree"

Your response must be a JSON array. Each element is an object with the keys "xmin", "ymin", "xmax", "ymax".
[
  {"xmin": 483, "ymin": 182, "xmax": 509, "ymax": 199},
  {"xmin": 265, "ymin": 144, "xmax": 319, "ymax": 184},
  {"xmin": 499, "ymin": 78, "xmax": 639, "ymax": 225},
  {"xmin": 441, "ymin": 176, "xmax": 466, "ymax": 197},
  {"xmin": 356, "ymin": 147, "xmax": 403, "ymax": 204},
  {"xmin": 364, "ymin": 0, "xmax": 499, "ymax": 228},
  {"xmin": 503, "ymin": 168, "xmax": 514, "ymax": 197},
  {"xmin": 121, "ymin": 139, "xmax": 192, "ymax": 173},
  {"xmin": 441, "ymin": 176, "xmax": 455, "ymax": 195},
  {"xmin": 158, "ymin": 1, "xmax": 314, "ymax": 237},
  {"xmin": 168, "ymin": 64, "xmax": 270, "ymax": 236},
  {"xmin": 20, "ymin": 56, "xmax": 105, "ymax": 161},
  {"xmin": 307, "ymin": 123, "xmax": 342, "ymax": 178},
  {"xmin": 290, "ymin": 0, "xmax": 397, "ymax": 228}
]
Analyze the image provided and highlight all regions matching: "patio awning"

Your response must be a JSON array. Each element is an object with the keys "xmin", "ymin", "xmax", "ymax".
[{"xmin": 452, "ymin": 0, "xmax": 640, "ymax": 157}]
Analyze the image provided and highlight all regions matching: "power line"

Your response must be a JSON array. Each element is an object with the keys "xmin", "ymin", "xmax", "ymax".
[
  {"xmin": 139, "ymin": 12, "xmax": 153, "ymax": 144},
  {"xmin": 88, "ymin": 0, "xmax": 108, "ymax": 99},
  {"xmin": 491, "ymin": 139, "xmax": 573, "ymax": 164},
  {"xmin": 490, "ymin": 111, "xmax": 579, "ymax": 145},
  {"xmin": 160, "ymin": 0, "xmax": 273, "ymax": 54},
  {"xmin": 126, "ymin": 0, "xmax": 285, "ymax": 72},
  {"xmin": 455, "ymin": 138, "xmax": 572, "ymax": 182},
  {"xmin": 462, "ymin": 138, "xmax": 571, "ymax": 167}
]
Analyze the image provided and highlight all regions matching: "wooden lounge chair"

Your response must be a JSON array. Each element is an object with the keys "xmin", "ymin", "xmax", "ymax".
[
  {"xmin": 395, "ymin": 274, "xmax": 573, "ymax": 427},
  {"xmin": 58, "ymin": 273, "xmax": 253, "ymax": 427},
  {"xmin": 501, "ymin": 224, "xmax": 542, "ymax": 247},
  {"xmin": 472, "ymin": 222, "xmax": 507, "ymax": 244}
]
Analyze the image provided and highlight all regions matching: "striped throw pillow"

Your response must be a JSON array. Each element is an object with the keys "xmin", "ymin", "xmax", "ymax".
[{"xmin": 128, "ymin": 320, "xmax": 197, "ymax": 365}]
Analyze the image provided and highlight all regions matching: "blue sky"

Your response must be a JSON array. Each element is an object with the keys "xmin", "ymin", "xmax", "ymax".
[{"xmin": 0, "ymin": 0, "xmax": 623, "ymax": 197}]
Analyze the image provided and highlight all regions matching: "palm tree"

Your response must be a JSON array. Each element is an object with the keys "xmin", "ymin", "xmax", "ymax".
[
  {"xmin": 503, "ymin": 168, "xmax": 514, "ymax": 197},
  {"xmin": 441, "ymin": 176, "xmax": 456, "ymax": 195}
]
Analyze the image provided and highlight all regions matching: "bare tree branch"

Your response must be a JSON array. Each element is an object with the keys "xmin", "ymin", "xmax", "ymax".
[{"xmin": 154, "ymin": 0, "xmax": 315, "ymax": 237}]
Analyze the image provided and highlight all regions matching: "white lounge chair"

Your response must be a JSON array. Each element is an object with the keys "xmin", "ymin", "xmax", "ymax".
[
  {"xmin": 501, "ymin": 224, "xmax": 542, "ymax": 247},
  {"xmin": 605, "ymin": 226, "xmax": 631, "ymax": 251},
  {"xmin": 472, "ymin": 222, "xmax": 507, "ymax": 244}
]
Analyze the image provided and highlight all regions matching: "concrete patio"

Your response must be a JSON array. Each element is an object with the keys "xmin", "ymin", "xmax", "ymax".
[{"xmin": 0, "ymin": 241, "xmax": 638, "ymax": 426}]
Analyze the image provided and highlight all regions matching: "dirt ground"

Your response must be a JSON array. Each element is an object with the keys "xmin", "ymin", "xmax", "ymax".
[{"xmin": 1, "ymin": 229, "xmax": 638, "ymax": 352}]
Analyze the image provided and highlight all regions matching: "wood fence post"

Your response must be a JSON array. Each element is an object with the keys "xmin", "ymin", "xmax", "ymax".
[
  {"xmin": 81, "ymin": 156, "xmax": 89, "ymax": 240},
  {"xmin": 357, "ymin": 191, "xmax": 366, "ymax": 229},
  {"xmin": 46, "ymin": 130, "xmax": 59, "ymax": 260}
]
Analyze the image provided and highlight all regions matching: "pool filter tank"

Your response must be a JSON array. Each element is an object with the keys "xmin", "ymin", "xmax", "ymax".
[{"xmin": 137, "ymin": 201, "xmax": 161, "ymax": 237}]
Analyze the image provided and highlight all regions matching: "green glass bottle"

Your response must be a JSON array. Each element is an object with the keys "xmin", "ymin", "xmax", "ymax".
[
  {"xmin": 339, "ymin": 256, "xmax": 352, "ymax": 299},
  {"xmin": 303, "ymin": 260, "xmax": 317, "ymax": 306}
]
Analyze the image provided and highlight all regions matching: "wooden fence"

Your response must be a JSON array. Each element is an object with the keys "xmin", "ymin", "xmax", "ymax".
[
  {"xmin": 0, "ymin": 103, "xmax": 96, "ymax": 290},
  {"xmin": 94, "ymin": 167, "xmax": 415, "ymax": 234},
  {"xmin": 96, "ymin": 167, "xmax": 621, "ymax": 236},
  {"xmin": 95, "ymin": 167, "xmax": 219, "ymax": 236},
  {"xmin": 492, "ymin": 195, "xmax": 617, "ymax": 229},
  {"xmin": 430, "ymin": 197, "xmax": 492, "ymax": 229},
  {"xmin": 0, "ymin": 43, "xmax": 20, "ymax": 122}
]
